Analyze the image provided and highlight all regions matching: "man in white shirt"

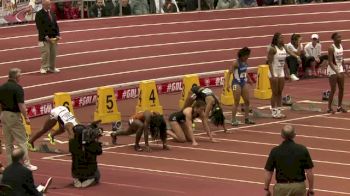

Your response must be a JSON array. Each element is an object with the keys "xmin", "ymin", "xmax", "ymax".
[{"xmin": 304, "ymin": 34, "xmax": 328, "ymax": 76}]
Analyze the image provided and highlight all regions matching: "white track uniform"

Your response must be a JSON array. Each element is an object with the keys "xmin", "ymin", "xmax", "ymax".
[
  {"xmin": 328, "ymin": 44, "xmax": 344, "ymax": 76},
  {"xmin": 269, "ymin": 46, "xmax": 287, "ymax": 78},
  {"xmin": 50, "ymin": 106, "xmax": 78, "ymax": 127}
]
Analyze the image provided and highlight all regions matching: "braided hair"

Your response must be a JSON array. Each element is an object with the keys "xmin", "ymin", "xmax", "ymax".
[
  {"xmin": 149, "ymin": 114, "xmax": 167, "ymax": 142},
  {"xmin": 210, "ymin": 103, "xmax": 225, "ymax": 127}
]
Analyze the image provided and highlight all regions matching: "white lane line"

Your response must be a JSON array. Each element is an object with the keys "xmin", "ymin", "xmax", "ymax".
[
  {"xmin": 1, "ymin": 40, "xmax": 350, "ymax": 86},
  {"xmin": 1, "ymin": 1, "xmax": 349, "ymax": 29},
  {"xmin": 103, "ymin": 145, "xmax": 350, "ymax": 169},
  {"xmin": 195, "ymin": 137, "xmax": 350, "ymax": 155},
  {"xmin": 1, "ymin": 27, "xmax": 350, "ymax": 53},
  {"xmin": 0, "ymin": 13, "xmax": 349, "ymax": 41},
  {"xmin": 21, "ymin": 59, "xmax": 230, "ymax": 89},
  {"xmin": 46, "ymin": 157, "xmax": 350, "ymax": 195},
  {"xmin": 104, "ymin": 150, "xmax": 350, "ymax": 174},
  {"xmin": 239, "ymin": 129, "xmax": 350, "ymax": 142},
  {"xmin": 318, "ymin": 116, "xmax": 350, "ymax": 121},
  {"xmin": 42, "ymin": 112, "xmax": 330, "ymax": 161},
  {"xmin": 0, "ymin": 17, "xmax": 350, "ymax": 65},
  {"xmin": 279, "ymin": 122, "xmax": 350, "ymax": 131}
]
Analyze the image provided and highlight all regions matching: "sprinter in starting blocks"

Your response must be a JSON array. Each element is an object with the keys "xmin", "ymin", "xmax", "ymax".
[{"xmin": 110, "ymin": 111, "xmax": 168, "ymax": 152}]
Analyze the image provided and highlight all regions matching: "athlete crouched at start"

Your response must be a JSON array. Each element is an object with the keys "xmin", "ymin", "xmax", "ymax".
[
  {"xmin": 168, "ymin": 100, "xmax": 212, "ymax": 145},
  {"xmin": 27, "ymin": 106, "xmax": 78, "ymax": 151},
  {"xmin": 110, "ymin": 111, "xmax": 168, "ymax": 152},
  {"xmin": 184, "ymin": 84, "xmax": 227, "ymax": 135}
]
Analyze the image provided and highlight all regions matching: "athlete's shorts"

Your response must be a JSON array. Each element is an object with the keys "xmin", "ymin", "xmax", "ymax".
[
  {"xmin": 327, "ymin": 65, "xmax": 344, "ymax": 76},
  {"xmin": 269, "ymin": 66, "xmax": 285, "ymax": 78}
]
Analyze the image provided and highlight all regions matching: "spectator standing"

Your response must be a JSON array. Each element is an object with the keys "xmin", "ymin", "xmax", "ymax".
[
  {"xmin": 304, "ymin": 34, "xmax": 328, "ymax": 76},
  {"xmin": 114, "ymin": 0, "xmax": 132, "ymax": 16},
  {"xmin": 0, "ymin": 68, "xmax": 37, "ymax": 171},
  {"xmin": 35, "ymin": 0, "xmax": 61, "ymax": 74},
  {"xmin": 1, "ymin": 149, "xmax": 52, "ymax": 196},
  {"xmin": 89, "ymin": 0, "xmax": 107, "ymax": 18},
  {"xmin": 264, "ymin": 125, "xmax": 315, "ymax": 196}
]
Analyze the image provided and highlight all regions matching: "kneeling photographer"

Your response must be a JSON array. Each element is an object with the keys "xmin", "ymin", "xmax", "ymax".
[{"xmin": 69, "ymin": 121, "xmax": 103, "ymax": 188}]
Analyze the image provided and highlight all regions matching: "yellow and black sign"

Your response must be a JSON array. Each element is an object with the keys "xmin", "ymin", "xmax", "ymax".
[
  {"xmin": 94, "ymin": 86, "xmax": 121, "ymax": 123},
  {"xmin": 178, "ymin": 74, "xmax": 200, "ymax": 108},
  {"xmin": 136, "ymin": 80, "xmax": 163, "ymax": 114}
]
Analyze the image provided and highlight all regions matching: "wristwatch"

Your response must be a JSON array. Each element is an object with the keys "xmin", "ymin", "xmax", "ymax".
[{"xmin": 264, "ymin": 187, "xmax": 269, "ymax": 191}]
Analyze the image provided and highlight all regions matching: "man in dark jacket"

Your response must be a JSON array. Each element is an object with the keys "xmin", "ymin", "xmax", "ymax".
[
  {"xmin": 89, "ymin": 0, "xmax": 107, "ymax": 17},
  {"xmin": 69, "ymin": 124, "xmax": 103, "ymax": 188},
  {"xmin": 35, "ymin": 0, "xmax": 61, "ymax": 74},
  {"xmin": 1, "ymin": 149, "xmax": 51, "ymax": 196}
]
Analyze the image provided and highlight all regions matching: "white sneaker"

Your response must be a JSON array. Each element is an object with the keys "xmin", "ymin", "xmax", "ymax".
[
  {"xmin": 276, "ymin": 108, "xmax": 286, "ymax": 118},
  {"xmin": 48, "ymin": 68, "xmax": 60, "ymax": 73},
  {"xmin": 25, "ymin": 163, "xmax": 38, "ymax": 171},
  {"xmin": 40, "ymin": 68, "xmax": 47, "ymax": 74},
  {"xmin": 73, "ymin": 178, "xmax": 82, "ymax": 188},
  {"xmin": 81, "ymin": 178, "xmax": 95, "ymax": 188},
  {"xmin": 271, "ymin": 108, "xmax": 278, "ymax": 118},
  {"xmin": 290, "ymin": 74, "xmax": 299, "ymax": 81}
]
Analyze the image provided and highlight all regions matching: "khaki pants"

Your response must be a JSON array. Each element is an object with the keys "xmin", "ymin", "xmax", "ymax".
[
  {"xmin": 0, "ymin": 111, "xmax": 30, "ymax": 165},
  {"xmin": 274, "ymin": 182, "xmax": 306, "ymax": 196},
  {"xmin": 40, "ymin": 41, "xmax": 57, "ymax": 71}
]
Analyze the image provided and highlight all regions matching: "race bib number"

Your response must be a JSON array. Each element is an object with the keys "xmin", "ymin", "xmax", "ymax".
[
  {"xmin": 240, "ymin": 72, "xmax": 247, "ymax": 78},
  {"xmin": 278, "ymin": 60, "xmax": 285, "ymax": 67},
  {"xmin": 232, "ymin": 85, "xmax": 237, "ymax": 91}
]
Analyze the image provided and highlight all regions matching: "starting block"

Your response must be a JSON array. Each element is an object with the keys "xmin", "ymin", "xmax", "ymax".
[
  {"xmin": 94, "ymin": 86, "xmax": 121, "ymax": 123},
  {"xmin": 220, "ymin": 70, "xmax": 244, "ymax": 105},
  {"xmin": 21, "ymin": 114, "xmax": 32, "ymax": 137},
  {"xmin": 136, "ymin": 80, "xmax": 163, "ymax": 114},
  {"xmin": 254, "ymin": 65, "xmax": 272, "ymax": 99},
  {"xmin": 179, "ymin": 74, "xmax": 200, "ymax": 108},
  {"xmin": 53, "ymin": 92, "xmax": 75, "ymax": 129}
]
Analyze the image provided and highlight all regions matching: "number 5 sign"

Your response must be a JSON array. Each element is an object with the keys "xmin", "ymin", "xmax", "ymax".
[
  {"xmin": 94, "ymin": 86, "xmax": 121, "ymax": 123},
  {"xmin": 136, "ymin": 80, "xmax": 163, "ymax": 114}
]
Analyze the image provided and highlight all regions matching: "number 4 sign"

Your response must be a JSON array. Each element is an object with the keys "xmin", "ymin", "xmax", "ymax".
[{"xmin": 136, "ymin": 80, "xmax": 163, "ymax": 114}]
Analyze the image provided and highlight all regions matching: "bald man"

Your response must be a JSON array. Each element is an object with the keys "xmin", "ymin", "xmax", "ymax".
[
  {"xmin": 264, "ymin": 125, "xmax": 315, "ymax": 196},
  {"xmin": 35, "ymin": 0, "xmax": 61, "ymax": 74},
  {"xmin": 2, "ymin": 149, "xmax": 43, "ymax": 196}
]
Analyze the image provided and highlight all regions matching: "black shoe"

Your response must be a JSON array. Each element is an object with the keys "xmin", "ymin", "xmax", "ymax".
[
  {"xmin": 337, "ymin": 107, "xmax": 348, "ymax": 113},
  {"xmin": 110, "ymin": 133, "xmax": 117, "ymax": 145},
  {"xmin": 327, "ymin": 108, "xmax": 335, "ymax": 114}
]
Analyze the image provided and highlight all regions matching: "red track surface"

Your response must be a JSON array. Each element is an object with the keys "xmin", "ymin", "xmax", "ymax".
[{"xmin": 1, "ymin": 2, "xmax": 350, "ymax": 196}]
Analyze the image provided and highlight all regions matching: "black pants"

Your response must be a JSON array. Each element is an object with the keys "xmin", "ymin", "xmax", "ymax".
[{"xmin": 286, "ymin": 56, "xmax": 299, "ymax": 75}]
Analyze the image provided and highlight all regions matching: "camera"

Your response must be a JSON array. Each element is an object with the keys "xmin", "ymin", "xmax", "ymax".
[{"xmin": 82, "ymin": 123, "xmax": 103, "ymax": 144}]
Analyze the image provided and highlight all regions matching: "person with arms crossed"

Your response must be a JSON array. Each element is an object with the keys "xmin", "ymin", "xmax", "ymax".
[
  {"xmin": 264, "ymin": 125, "xmax": 314, "ymax": 196},
  {"xmin": 35, "ymin": 0, "xmax": 61, "ymax": 74},
  {"xmin": 0, "ymin": 68, "xmax": 37, "ymax": 171}
]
